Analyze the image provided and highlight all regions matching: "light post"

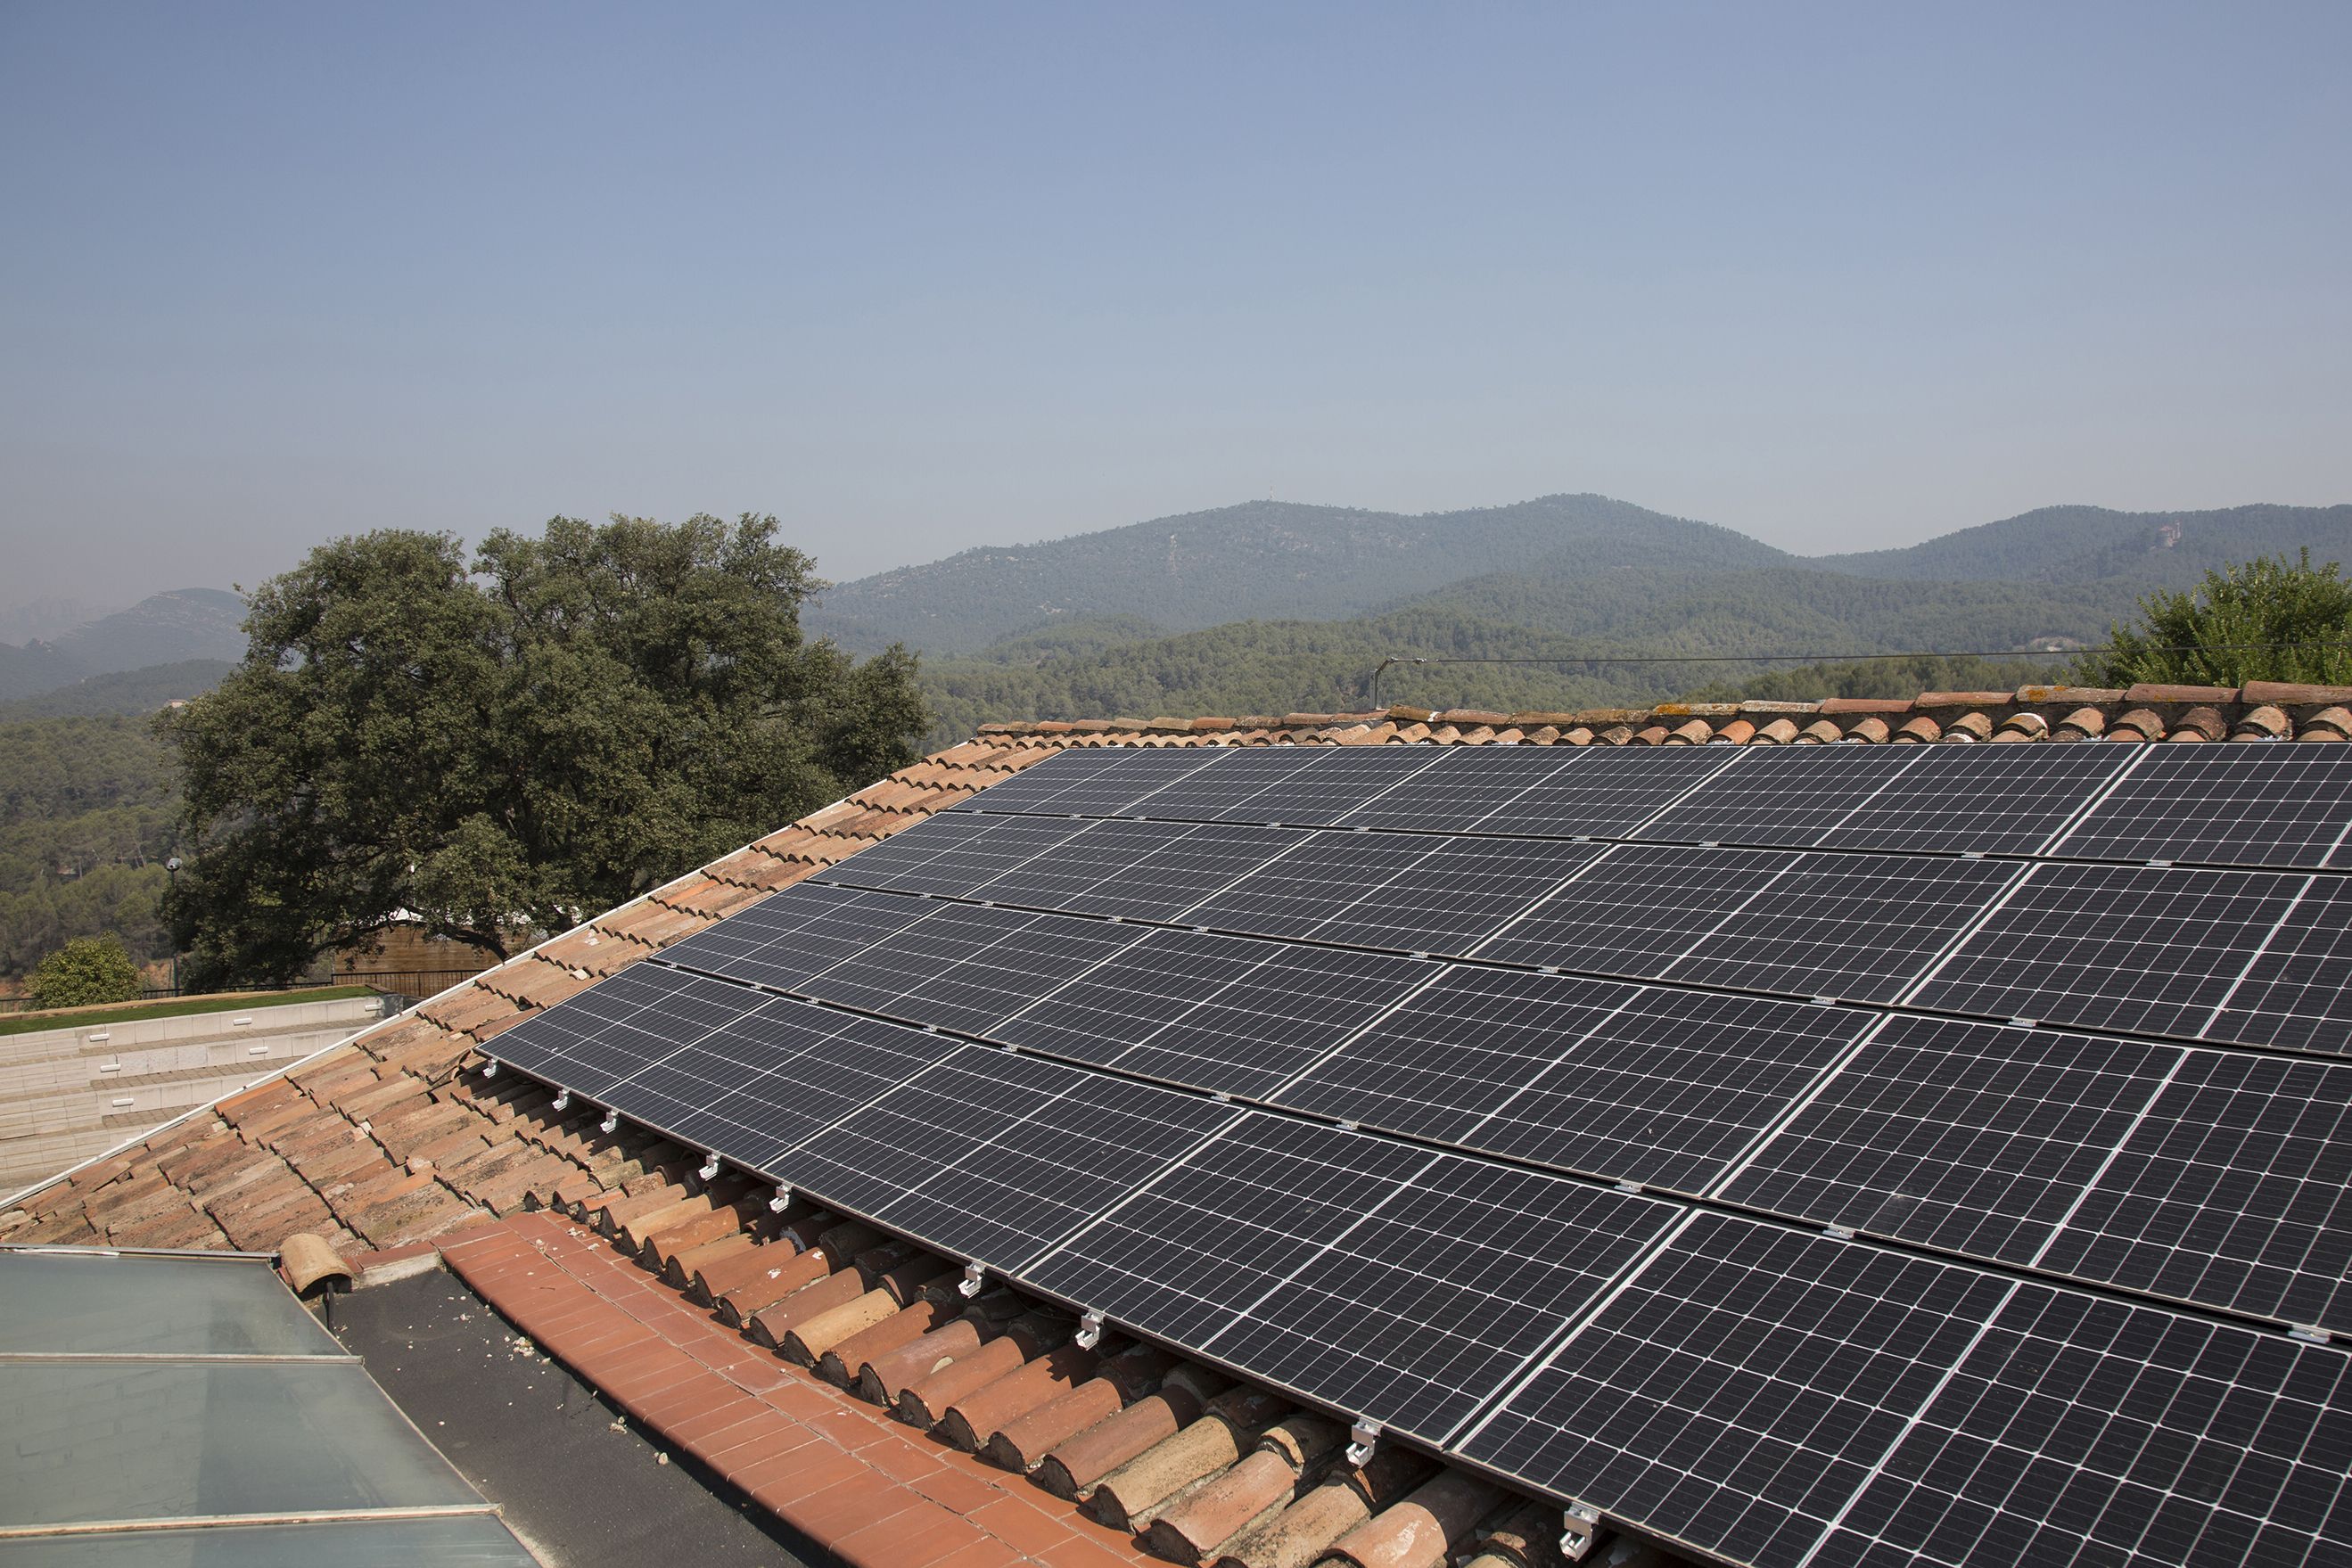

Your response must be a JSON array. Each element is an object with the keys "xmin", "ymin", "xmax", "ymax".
[{"xmin": 165, "ymin": 857, "xmax": 181, "ymax": 996}]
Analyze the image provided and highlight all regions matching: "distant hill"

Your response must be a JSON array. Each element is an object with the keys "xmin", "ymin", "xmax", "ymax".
[
  {"xmin": 1815, "ymin": 503, "xmax": 2352, "ymax": 582},
  {"xmin": 0, "ymin": 589, "xmax": 245, "ymax": 701},
  {"xmin": 814, "ymin": 497, "xmax": 2352, "ymax": 659},
  {"xmin": 807, "ymin": 495, "xmax": 1789, "ymax": 653},
  {"xmin": 0, "ymin": 660, "xmax": 236, "ymax": 722}
]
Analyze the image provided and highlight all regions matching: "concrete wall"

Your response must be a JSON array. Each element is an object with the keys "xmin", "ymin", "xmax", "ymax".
[{"xmin": 0, "ymin": 995, "xmax": 389, "ymax": 1195}]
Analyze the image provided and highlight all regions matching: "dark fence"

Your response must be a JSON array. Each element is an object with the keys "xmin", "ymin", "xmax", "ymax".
[{"xmin": 0, "ymin": 967, "xmax": 489, "ymax": 1019}]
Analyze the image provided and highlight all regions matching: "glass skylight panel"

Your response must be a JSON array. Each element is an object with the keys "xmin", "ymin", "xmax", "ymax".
[{"xmin": 0, "ymin": 1252, "xmax": 342, "ymax": 1358}]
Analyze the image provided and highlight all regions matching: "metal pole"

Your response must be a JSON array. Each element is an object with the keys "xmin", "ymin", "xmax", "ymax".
[{"xmin": 165, "ymin": 858, "xmax": 181, "ymax": 996}]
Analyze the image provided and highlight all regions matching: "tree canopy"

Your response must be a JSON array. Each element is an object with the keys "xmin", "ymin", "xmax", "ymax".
[
  {"xmin": 2076, "ymin": 549, "xmax": 2352, "ymax": 688},
  {"xmin": 28, "ymin": 935, "xmax": 141, "ymax": 1010},
  {"xmin": 162, "ymin": 513, "xmax": 930, "ymax": 988}
]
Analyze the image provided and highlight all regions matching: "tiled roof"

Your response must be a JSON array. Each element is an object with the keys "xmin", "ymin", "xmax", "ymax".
[{"xmin": 8, "ymin": 677, "xmax": 2351, "ymax": 1567}]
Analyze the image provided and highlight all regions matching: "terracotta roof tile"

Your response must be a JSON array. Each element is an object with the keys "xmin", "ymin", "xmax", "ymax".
[
  {"xmin": 2056, "ymin": 705, "xmax": 2109, "ymax": 739},
  {"xmin": 2235, "ymin": 703, "xmax": 2292, "ymax": 740},
  {"xmin": 1894, "ymin": 715, "xmax": 1942, "ymax": 743},
  {"xmin": 2168, "ymin": 705, "xmax": 2225, "ymax": 742},
  {"xmin": 2243, "ymin": 679, "xmax": 2352, "ymax": 707},
  {"xmin": 2125, "ymin": 681, "xmax": 2239, "ymax": 705}
]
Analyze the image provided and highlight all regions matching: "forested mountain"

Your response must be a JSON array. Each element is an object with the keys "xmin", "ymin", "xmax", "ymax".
[
  {"xmin": 916, "ymin": 585, "xmax": 2088, "ymax": 746},
  {"xmin": 0, "ymin": 589, "xmax": 246, "ymax": 701},
  {"xmin": 816, "ymin": 497, "xmax": 2352, "ymax": 658},
  {"xmin": 0, "ymin": 661, "xmax": 234, "ymax": 721},
  {"xmin": 1816, "ymin": 504, "xmax": 2352, "ymax": 582},
  {"xmin": 808, "ymin": 495, "xmax": 1788, "ymax": 653},
  {"xmin": 0, "ymin": 714, "xmax": 178, "ymax": 978}
]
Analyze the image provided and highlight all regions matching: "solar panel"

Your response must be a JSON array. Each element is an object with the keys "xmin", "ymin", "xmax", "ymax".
[
  {"xmin": 1466, "ymin": 745, "xmax": 1744, "ymax": 840},
  {"xmin": 1027, "ymin": 1112, "xmax": 1678, "ymax": 1443},
  {"xmin": 1184, "ymin": 832, "xmax": 1604, "ymax": 954},
  {"xmin": 1472, "ymin": 842, "xmax": 1794, "ymax": 980},
  {"xmin": 1714, "ymin": 1016, "xmax": 2182, "ymax": 1266},
  {"xmin": 604, "ymin": 997, "xmax": 960, "ymax": 1170},
  {"xmin": 1188, "ymin": 745, "xmax": 1449, "ymax": 825},
  {"xmin": 2031, "ymin": 1051, "xmax": 2352, "ymax": 1334},
  {"xmin": 1332, "ymin": 746, "xmax": 1599, "ymax": 833},
  {"xmin": 1665, "ymin": 853, "xmax": 2024, "ymax": 1004},
  {"xmin": 987, "ymin": 930, "xmax": 1435, "ymax": 1099},
  {"xmin": 1809, "ymin": 1285, "xmax": 2352, "ymax": 1568},
  {"xmin": 782, "ymin": 1046, "xmax": 1240, "ymax": 1272},
  {"xmin": 1642, "ymin": 743, "xmax": 2133, "ymax": 855},
  {"xmin": 1907, "ymin": 864, "xmax": 2313, "ymax": 1038},
  {"xmin": 2200, "ymin": 875, "xmax": 2352, "ymax": 1055},
  {"xmin": 1636, "ymin": 744, "xmax": 1926, "ymax": 848},
  {"xmin": 1476, "ymin": 846, "xmax": 2019, "ymax": 1003},
  {"xmin": 2046, "ymin": 743, "xmax": 2352, "ymax": 868},
  {"xmin": 480, "ymin": 965, "xmax": 759, "ymax": 1096},
  {"xmin": 1279, "ymin": 974, "xmax": 1872, "ymax": 1192},
  {"xmin": 790, "ymin": 901, "xmax": 1147, "ymax": 1036},
  {"xmin": 1098, "ymin": 745, "xmax": 1434, "ymax": 825},
  {"xmin": 812, "ymin": 809, "xmax": 1093, "ymax": 897},
  {"xmin": 656, "ymin": 881, "xmax": 933, "ymax": 992},
  {"xmin": 948, "ymin": 745, "xmax": 1226, "ymax": 817},
  {"xmin": 1460, "ymin": 1211, "xmax": 2017, "ymax": 1568},
  {"xmin": 959, "ymin": 817, "xmax": 1304, "ymax": 921}
]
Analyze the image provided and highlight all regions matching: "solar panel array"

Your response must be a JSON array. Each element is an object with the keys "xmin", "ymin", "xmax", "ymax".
[{"xmin": 485, "ymin": 742, "xmax": 2352, "ymax": 1568}]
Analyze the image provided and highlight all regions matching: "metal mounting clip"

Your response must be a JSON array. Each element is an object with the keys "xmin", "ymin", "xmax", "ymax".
[
  {"xmin": 481, "ymin": 1061, "xmax": 499, "ymax": 1079},
  {"xmin": 599, "ymin": 1109, "xmax": 620, "ymax": 1134},
  {"xmin": 1561, "ymin": 1502, "xmax": 1602, "ymax": 1560},
  {"xmin": 549, "ymin": 1089, "xmax": 570, "ymax": 1112},
  {"xmin": 697, "ymin": 1153, "xmax": 721, "ymax": 1184},
  {"xmin": 1075, "ymin": 1309, "xmax": 1106, "ymax": 1350},
  {"xmin": 1345, "ymin": 1419, "xmax": 1381, "ymax": 1467},
  {"xmin": 958, "ymin": 1263, "xmax": 986, "ymax": 1298},
  {"xmin": 768, "ymin": 1183, "xmax": 794, "ymax": 1214}
]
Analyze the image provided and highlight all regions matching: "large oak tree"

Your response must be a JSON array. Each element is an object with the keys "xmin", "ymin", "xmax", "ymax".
[{"xmin": 162, "ymin": 513, "xmax": 928, "ymax": 988}]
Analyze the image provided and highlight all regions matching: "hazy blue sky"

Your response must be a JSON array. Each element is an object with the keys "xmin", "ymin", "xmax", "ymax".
[{"xmin": 4, "ymin": 2, "xmax": 2347, "ymax": 607}]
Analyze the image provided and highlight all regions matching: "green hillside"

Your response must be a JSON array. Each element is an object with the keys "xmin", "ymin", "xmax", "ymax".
[
  {"xmin": 808, "ymin": 494, "xmax": 1787, "ymax": 653},
  {"xmin": 1815, "ymin": 503, "xmax": 2352, "ymax": 583},
  {"xmin": 813, "ymin": 497, "xmax": 2352, "ymax": 657},
  {"xmin": 0, "ymin": 713, "xmax": 179, "ymax": 978}
]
